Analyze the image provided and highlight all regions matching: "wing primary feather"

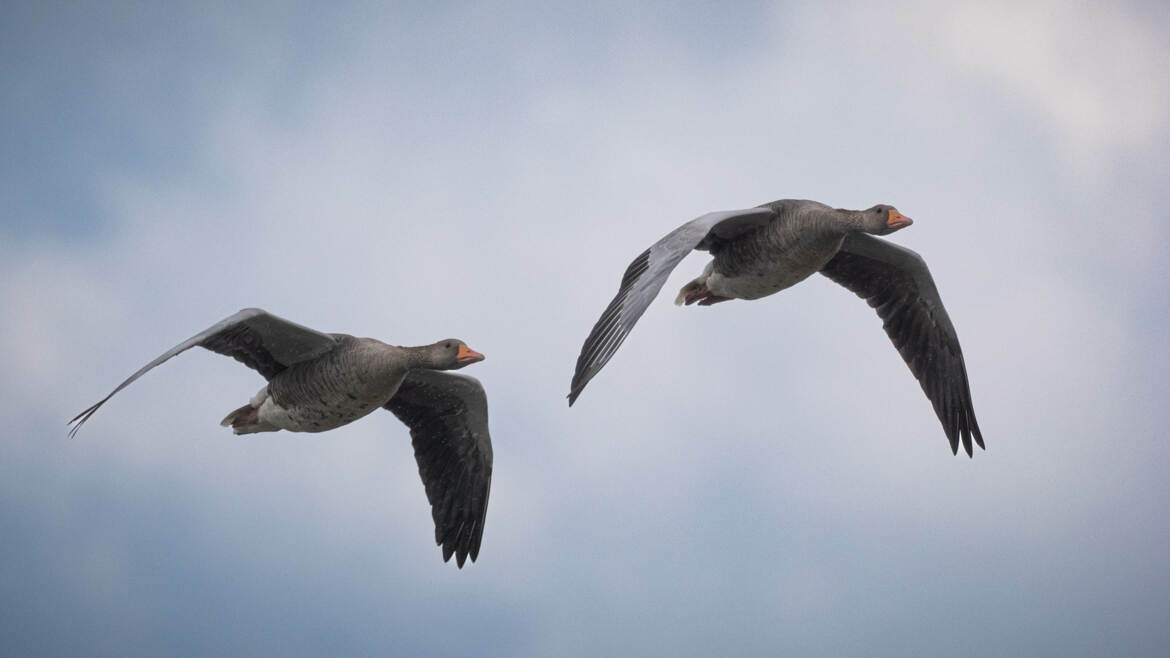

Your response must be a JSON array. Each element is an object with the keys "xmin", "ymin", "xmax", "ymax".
[
  {"xmin": 820, "ymin": 234, "xmax": 985, "ymax": 456},
  {"xmin": 568, "ymin": 249, "xmax": 652, "ymax": 403},
  {"xmin": 568, "ymin": 207, "xmax": 778, "ymax": 404},
  {"xmin": 67, "ymin": 308, "xmax": 338, "ymax": 437},
  {"xmin": 384, "ymin": 370, "xmax": 492, "ymax": 567}
]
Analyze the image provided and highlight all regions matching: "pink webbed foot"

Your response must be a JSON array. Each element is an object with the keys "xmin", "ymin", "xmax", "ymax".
[{"xmin": 676, "ymin": 281, "xmax": 736, "ymax": 306}]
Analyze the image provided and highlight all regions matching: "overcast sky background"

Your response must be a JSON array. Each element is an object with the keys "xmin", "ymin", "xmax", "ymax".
[{"xmin": 3, "ymin": 1, "xmax": 1168, "ymax": 656}]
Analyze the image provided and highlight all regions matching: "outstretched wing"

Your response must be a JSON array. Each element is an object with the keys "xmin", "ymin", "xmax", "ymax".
[
  {"xmin": 819, "ymin": 233, "xmax": 984, "ymax": 456},
  {"xmin": 568, "ymin": 207, "xmax": 776, "ymax": 405},
  {"xmin": 68, "ymin": 308, "xmax": 339, "ymax": 437},
  {"xmin": 384, "ymin": 370, "xmax": 493, "ymax": 568}
]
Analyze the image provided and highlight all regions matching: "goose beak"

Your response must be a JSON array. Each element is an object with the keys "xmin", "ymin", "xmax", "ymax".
[
  {"xmin": 456, "ymin": 344, "xmax": 485, "ymax": 365},
  {"xmin": 887, "ymin": 209, "xmax": 913, "ymax": 231}
]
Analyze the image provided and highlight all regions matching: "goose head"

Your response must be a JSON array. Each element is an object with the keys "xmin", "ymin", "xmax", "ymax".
[
  {"xmin": 421, "ymin": 339, "xmax": 485, "ymax": 370},
  {"xmin": 861, "ymin": 204, "xmax": 913, "ymax": 235}
]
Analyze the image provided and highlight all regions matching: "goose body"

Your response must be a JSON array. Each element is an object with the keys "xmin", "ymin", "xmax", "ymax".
[
  {"xmin": 232, "ymin": 335, "xmax": 418, "ymax": 434},
  {"xmin": 683, "ymin": 199, "xmax": 849, "ymax": 302},
  {"xmin": 70, "ymin": 308, "xmax": 493, "ymax": 567},
  {"xmin": 569, "ymin": 199, "xmax": 985, "ymax": 457}
]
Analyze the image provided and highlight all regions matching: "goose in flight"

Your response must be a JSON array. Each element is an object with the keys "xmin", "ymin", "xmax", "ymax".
[
  {"xmin": 70, "ymin": 308, "xmax": 493, "ymax": 566},
  {"xmin": 568, "ymin": 199, "xmax": 985, "ymax": 457}
]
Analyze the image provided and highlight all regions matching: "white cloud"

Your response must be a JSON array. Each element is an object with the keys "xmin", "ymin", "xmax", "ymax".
[{"xmin": 888, "ymin": 1, "xmax": 1169, "ymax": 170}]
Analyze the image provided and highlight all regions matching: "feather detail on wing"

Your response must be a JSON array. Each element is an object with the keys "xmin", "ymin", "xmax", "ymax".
[
  {"xmin": 68, "ymin": 308, "xmax": 338, "ymax": 437},
  {"xmin": 384, "ymin": 370, "xmax": 493, "ymax": 567},
  {"xmin": 568, "ymin": 207, "xmax": 775, "ymax": 404},
  {"xmin": 819, "ymin": 233, "xmax": 984, "ymax": 456}
]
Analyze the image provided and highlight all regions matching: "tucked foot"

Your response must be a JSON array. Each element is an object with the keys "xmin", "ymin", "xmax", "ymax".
[
  {"xmin": 219, "ymin": 403, "xmax": 276, "ymax": 434},
  {"xmin": 675, "ymin": 280, "xmax": 731, "ymax": 306},
  {"xmin": 674, "ymin": 280, "xmax": 704, "ymax": 306},
  {"xmin": 220, "ymin": 403, "xmax": 255, "ymax": 427}
]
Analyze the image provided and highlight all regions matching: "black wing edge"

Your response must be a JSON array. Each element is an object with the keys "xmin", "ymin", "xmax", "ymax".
[
  {"xmin": 68, "ymin": 308, "xmax": 337, "ymax": 438},
  {"xmin": 384, "ymin": 370, "xmax": 493, "ymax": 567},
  {"xmin": 67, "ymin": 308, "xmax": 272, "ymax": 438},
  {"xmin": 568, "ymin": 247, "xmax": 651, "ymax": 405},
  {"xmin": 820, "ymin": 238, "xmax": 985, "ymax": 457}
]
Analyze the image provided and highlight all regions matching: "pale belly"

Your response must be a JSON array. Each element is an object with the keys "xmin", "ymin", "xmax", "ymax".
[
  {"xmin": 706, "ymin": 262, "xmax": 820, "ymax": 300},
  {"xmin": 705, "ymin": 232, "xmax": 843, "ymax": 300},
  {"xmin": 257, "ymin": 379, "xmax": 401, "ymax": 433}
]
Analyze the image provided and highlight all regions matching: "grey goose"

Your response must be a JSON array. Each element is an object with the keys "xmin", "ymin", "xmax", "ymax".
[
  {"xmin": 568, "ymin": 199, "xmax": 984, "ymax": 457},
  {"xmin": 70, "ymin": 308, "xmax": 492, "ymax": 566}
]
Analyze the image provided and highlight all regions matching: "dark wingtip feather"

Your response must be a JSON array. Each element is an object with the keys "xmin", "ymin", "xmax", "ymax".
[
  {"xmin": 821, "ymin": 243, "xmax": 987, "ymax": 459},
  {"xmin": 567, "ymin": 248, "xmax": 652, "ymax": 406},
  {"xmin": 66, "ymin": 400, "xmax": 106, "ymax": 439},
  {"xmin": 971, "ymin": 414, "xmax": 986, "ymax": 451},
  {"xmin": 438, "ymin": 537, "xmax": 472, "ymax": 568},
  {"xmin": 944, "ymin": 418, "xmax": 960, "ymax": 456},
  {"xmin": 388, "ymin": 371, "xmax": 492, "ymax": 570}
]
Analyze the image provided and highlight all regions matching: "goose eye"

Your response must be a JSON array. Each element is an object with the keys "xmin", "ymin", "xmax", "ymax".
[{"xmin": 444, "ymin": 342, "xmax": 452, "ymax": 349}]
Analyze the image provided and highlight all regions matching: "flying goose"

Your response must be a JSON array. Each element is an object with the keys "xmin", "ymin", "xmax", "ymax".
[
  {"xmin": 568, "ymin": 199, "xmax": 985, "ymax": 457},
  {"xmin": 69, "ymin": 308, "xmax": 493, "ymax": 566}
]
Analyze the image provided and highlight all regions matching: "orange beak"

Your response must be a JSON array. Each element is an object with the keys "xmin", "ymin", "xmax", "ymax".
[
  {"xmin": 887, "ymin": 209, "xmax": 913, "ymax": 231},
  {"xmin": 456, "ymin": 344, "xmax": 485, "ymax": 365}
]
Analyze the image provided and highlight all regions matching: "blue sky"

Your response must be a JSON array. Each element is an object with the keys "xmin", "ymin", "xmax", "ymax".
[{"xmin": 3, "ymin": 1, "xmax": 1169, "ymax": 655}]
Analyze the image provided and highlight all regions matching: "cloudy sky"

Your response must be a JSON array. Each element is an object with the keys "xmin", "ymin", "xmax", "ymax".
[{"xmin": 3, "ymin": 1, "xmax": 1168, "ymax": 655}]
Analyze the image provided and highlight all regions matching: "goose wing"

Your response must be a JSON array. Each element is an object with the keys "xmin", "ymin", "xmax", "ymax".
[
  {"xmin": 819, "ymin": 233, "xmax": 984, "ymax": 456},
  {"xmin": 568, "ymin": 207, "xmax": 776, "ymax": 405},
  {"xmin": 384, "ymin": 370, "xmax": 493, "ymax": 567},
  {"xmin": 68, "ymin": 308, "xmax": 339, "ymax": 437}
]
